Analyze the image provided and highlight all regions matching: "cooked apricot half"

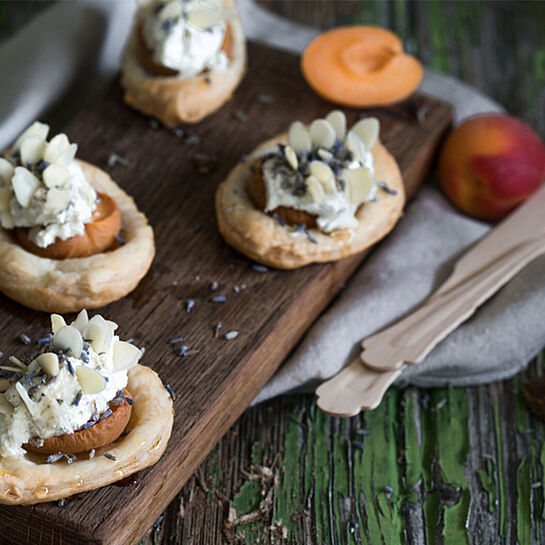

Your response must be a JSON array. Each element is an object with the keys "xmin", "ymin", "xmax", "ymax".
[
  {"xmin": 14, "ymin": 192, "xmax": 122, "ymax": 260},
  {"xmin": 25, "ymin": 390, "xmax": 133, "ymax": 455},
  {"xmin": 301, "ymin": 26, "xmax": 423, "ymax": 108}
]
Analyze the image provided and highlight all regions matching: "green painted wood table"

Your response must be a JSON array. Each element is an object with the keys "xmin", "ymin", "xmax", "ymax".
[{"xmin": 2, "ymin": 1, "xmax": 545, "ymax": 544}]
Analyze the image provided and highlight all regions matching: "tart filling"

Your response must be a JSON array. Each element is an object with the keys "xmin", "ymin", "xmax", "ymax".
[
  {"xmin": 250, "ymin": 110, "xmax": 383, "ymax": 233},
  {"xmin": 0, "ymin": 310, "xmax": 142, "ymax": 459},
  {"xmin": 0, "ymin": 122, "xmax": 122, "ymax": 258},
  {"xmin": 138, "ymin": 0, "xmax": 231, "ymax": 77}
]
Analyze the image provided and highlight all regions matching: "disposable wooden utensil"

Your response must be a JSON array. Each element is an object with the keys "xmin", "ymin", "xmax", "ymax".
[{"xmin": 316, "ymin": 182, "xmax": 545, "ymax": 417}]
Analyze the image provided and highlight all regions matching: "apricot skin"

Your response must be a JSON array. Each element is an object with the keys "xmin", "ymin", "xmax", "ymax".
[{"xmin": 438, "ymin": 114, "xmax": 545, "ymax": 220}]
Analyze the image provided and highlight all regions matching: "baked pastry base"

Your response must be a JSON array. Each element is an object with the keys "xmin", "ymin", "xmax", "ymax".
[
  {"xmin": 215, "ymin": 135, "xmax": 405, "ymax": 269},
  {"xmin": 0, "ymin": 364, "xmax": 173, "ymax": 505},
  {"xmin": 121, "ymin": 10, "xmax": 246, "ymax": 126},
  {"xmin": 0, "ymin": 161, "xmax": 155, "ymax": 312}
]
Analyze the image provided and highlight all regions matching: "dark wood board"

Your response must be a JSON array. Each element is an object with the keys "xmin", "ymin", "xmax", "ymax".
[{"xmin": 0, "ymin": 42, "xmax": 452, "ymax": 545}]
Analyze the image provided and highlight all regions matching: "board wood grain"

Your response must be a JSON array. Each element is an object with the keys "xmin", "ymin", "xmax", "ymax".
[{"xmin": 0, "ymin": 42, "xmax": 452, "ymax": 544}]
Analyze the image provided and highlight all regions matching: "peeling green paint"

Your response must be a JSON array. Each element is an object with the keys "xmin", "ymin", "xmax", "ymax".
[
  {"xmin": 494, "ymin": 404, "xmax": 507, "ymax": 537},
  {"xmin": 517, "ymin": 457, "xmax": 532, "ymax": 545},
  {"xmin": 477, "ymin": 456, "xmax": 498, "ymax": 513}
]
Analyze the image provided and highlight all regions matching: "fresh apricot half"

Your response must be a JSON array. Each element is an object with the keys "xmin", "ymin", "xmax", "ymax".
[
  {"xmin": 301, "ymin": 26, "xmax": 423, "ymax": 108},
  {"xmin": 25, "ymin": 390, "xmax": 133, "ymax": 455},
  {"xmin": 14, "ymin": 192, "xmax": 121, "ymax": 260}
]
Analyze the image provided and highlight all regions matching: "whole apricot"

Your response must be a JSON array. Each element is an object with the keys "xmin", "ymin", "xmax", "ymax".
[{"xmin": 438, "ymin": 114, "xmax": 545, "ymax": 220}]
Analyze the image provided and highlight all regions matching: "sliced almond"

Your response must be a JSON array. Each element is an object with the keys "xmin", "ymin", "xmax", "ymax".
[
  {"xmin": 287, "ymin": 121, "xmax": 312, "ymax": 154},
  {"xmin": 105, "ymin": 320, "xmax": 118, "ymax": 333},
  {"xmin": 325, "ymin": 110, "xmax": 347, "ymax": 140},
  {"xmin": 36, "ymin": 353, "xmax": 59, "ymax": 376},
  {"xmin": 12, "ymin": 167, "xmax": 40, "ymax": 208},
  {"xmin": 187, "ymin": 8, "xmax": 224, "ymax": 30},
  {"xmin": 71, "ymin": 309, "xmax": 89, "ymax": 333},
  {"xmin": 0, "ymin": 188, "xmax": 11, "ymax": 212},
  {"xmin": 351, "ymin": 117, "xmax": 380, "ymax": 150},
  {"xmin": 284, "ymin": 145, "xmax": 298, "ymax": 171},
  {"xmin": 51, "ymin": 314, "xmax": 66, "ymax": 334},
  {"xmin": 112, "ymin": 341, "xmax": 142, "ymax": 372},
  {"xmin": 20, "ymin": 137, "xmax": 46, "ymax": 166},
  {"xmin": 343, "ymin": 167, "xmax": 375, "ymax": 205},
  {"xmin": 84, "ymin": 315, "xmax": 110, "ymax": 354},
  {"xmin": 45, "ymin": 188, "xmax": 70, "ymax": 214},
  {"xmin": 305, "ymin": 175, "xmax": 326, "ymax": 205},
  {"xmin": 76, "ymin": 367, "xmax": 106, "ymax": 395},
  {"xmin": 345, "ymin": 131, "xmax": 366, "ymax": 163},
  {"xmin": 15, "ymin": 382, "xmax": 38, "ymax": 418},
  {"xmin": 55, "ymin": 143, "xmax": 78, "ymax": 167},
  {"xmin": 53, "ymin": 326, "xmax": 83, "ymax": 358},
  {"xmin": 309, "ymin": 119, "xmax": 336, "ymax": 150},
  {"xmin": 43, "ymin": 134, "xmax": 70, "ymax": 164},
  {"xmin": 0, "ymin": 211, "xmax": 14, "ymax": 229},
  {"xmin": 158, "ymin": 0, "xmax": 182, "ymax": 20},
  {"xmin": 0, "ymin": 158, "xmax": 15, "ymax": 184},
  {"xmin": 42, "ymin": 164, "xmax": 70, "ymax": 188},
  {"xmin": 309, "ymin": 160, "xmax": 336, "ymax": 193},
  {"xmin": 12, "ymin": 122, "xmax": 49, "ymax": 152}
]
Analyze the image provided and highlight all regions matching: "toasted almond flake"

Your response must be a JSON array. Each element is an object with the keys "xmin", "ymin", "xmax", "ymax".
[
  {"xmin": 309, "ymin": 119, "xmax": 336, "ymax": 149},
  {"xmin": 71, "ymin": 310, "xmax": 89, "ymax": 333},
  {"xmin": 84, "ymin": 315, "xmax": 110, "ymax": 354},
  {"xmin": 8, "ymin": 356, "xmax": 27, "ymax": 371},
  {"xmin": 36, "ymin": 353, "xmax": 59, "ymax": 376},
  {"xmin": 0, "ymin": 188, "xmax": 11, "ymax": 212},
  {"xmin": 45, "ymin": 188, "xmax": 70, "ymax": 214},
  {"xmin": 351, "ymin": 117, "xmax": 380, "ymax": 150},
  {"xmin": 12, "ymin": 167, "xmax": 40, "ymax": 208},
  {"xmin": 105, "ymin": 320, "xmax": 118, "ymax": 333},
  {"xmin": 112, "ymin": 341, "xmax": 142, "ymax": 372},
  {"xmin": 187, "ymin": 7, "xmax": 224, "ymax": 30},
  {"xmin": 76, "ymin": 367, "xmax": 106, "ymax": 394},
  {"xmin": 0, "ymin": 211, "xmax": 14, "ymax": 229},
  {"xmin": 285, "ymin": 145, "xmax": 298, "ymax": 171},
  {"xmin": 43, "ymin": 133, "xmax": 70, "ymax": 164},
  {"xmin": 20, "ymin": 137, "xmax": 46, "ymax": 165},
  {"xmin": 305, "ymin": 175, "xmax": 326, "ymax": 205},
  {"xmin": 12, "ymin": 122, "xmax": 49, "ymax": 152},
  {"xmin": 343, "ymin": 167, "xmax": 375, "ymax": 205},
  {"xmin": 308, "ymin": 161, "xmax": 335, "ymax": 193},
  {"xmin": 345, "ymin": 131, "xmax": 366, "ymax": 163},
  {"xmin": 42, "ymin": 164, "xmax": 70, "ymax": 188},
  {"xmin": 0, "ymin": 158, "xmax": 14, "ymax": 184},
  {"xmin": 53, "ymin": 326, "xmax": 83, "ymax": 357},
  {"xmin": 55, "ymin": 143, "xmax": 77, "ymax": 167},
  {"xmin": 325, "ymin": 110, "xmax": 347, "ymax": 140},
  {"xmin": 287, "ymin": 121, "xmax": 312, "ymax": 154},
  {"xmin": 51, "ymin": 314, "xmax": 66, "ymax": 335}
]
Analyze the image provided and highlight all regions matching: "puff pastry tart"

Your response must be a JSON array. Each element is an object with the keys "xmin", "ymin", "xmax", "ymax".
[
  {"xmin": 0, "ymin": 122, "xmax": 155, "ymax": 312},
  {"xmin": 121, "ymin": 0, "xmax": 246, "ymax": 126},
  {"xmin": 0, "ymin": 310, "xmax": 173, "ymax": 505},
  {"xmin": 216, "ymin": 110, "xmax": 405, "ymax": 268}
]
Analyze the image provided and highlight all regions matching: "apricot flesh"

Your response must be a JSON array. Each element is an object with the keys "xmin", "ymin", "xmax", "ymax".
[
  {"xmin": 25, "ymin": 390, "xmax": 133, "ymax": 455},
  {"xmin": 438, "ymin": 114, "xmax": 545, "ymax": 220},
  {"xmin": 301, "ymin": 26, "xmax": 423, "ymax": 108}
]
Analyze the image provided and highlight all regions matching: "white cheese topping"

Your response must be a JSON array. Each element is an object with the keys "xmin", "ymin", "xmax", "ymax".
[
  {"xmin": 0, "ymin": 311, "xmax": 141, "ymax": 459},
  {"xmin": 262, "ymin": 112, "xmax": 381, "ymax": 233},
  {"xmin": 0, "ymin": 121, "xmax": 97, "ymax": 248},
  {"xmin": 141, "ymin": 0, "xmax": 229, "ymax": 77}
]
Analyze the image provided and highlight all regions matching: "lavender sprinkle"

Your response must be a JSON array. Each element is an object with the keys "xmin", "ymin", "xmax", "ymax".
[
  {"xmin": 377, "ymin": 182, "xmax": 398, "ymax": 195},
  {"xmin": 178, "ymin": 345, "xmax": 188, "ymax": 356},
  {"xmin": 46, "ymin": 453, "xmax": 63, "ymax": 464},
  {"xmin": 214, "ymin": 323, "xmax": 222, "ymax": 338},
  {"xmin": 19, "ymin": 334, "xmax": 31, "ymax": 345},
  {"xmin": 165, "ymin": 383, "xmax": 176, "ymax": 400},
  {"xmin": 169, "ymin": 337, "xmax": 184, "ymax": 344},
  {"xmin": 252, "ymin": 264, "xmax": 268, "ymax": 273},
  {"xmin": 224, "ymin": 331, "xmax": 239, "ymax": 341},
  {"xmin": 272, "ymin": 213, "xmax": 286, "ymax": 227},
  {"xmin": 107, "ymin": 153, "xmax": 130, "ymax": 168},
  {"xmin": 104, "ymin": 452, "xmax": 117, "ymax": 461},
  {"xmin": 211, "ymin": 295, "xmax": 226, "ymax": 303},
  {"xmin": 37, "ymin": 336, "xmax": 51, "ymax": 345},
  {"xmin": 89, "ymin": 449, "xmax": 95, "ymax": 460},
  {"xmin": 100, "ymin": 408, "xmax": 113, "ymax": 420},
  {"xmin": 67, "ymin": 360, "xmax": 75, "ymax": 376},
  {"xmin": 114, "ymin": 234, "xmax": 125, "ymax": 245},
  {"xmin": 210, "ymin": 281, "xmax": 219, "ymax": 291},
  {"xmin": 186, "ymin": 299, "xmax": 195, "ymax": 312}
]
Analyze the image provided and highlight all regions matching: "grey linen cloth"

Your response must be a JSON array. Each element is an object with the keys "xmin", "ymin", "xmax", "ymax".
[{"xmin": 0, "ymin": 1, "xmax": 543, "ymax": 404}]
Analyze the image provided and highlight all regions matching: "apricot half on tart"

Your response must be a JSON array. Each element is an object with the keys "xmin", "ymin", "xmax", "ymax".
[
  {"xmin": 216, "ymin": 110, "xmax": 405, "ymax": 269},
  {"xmin": 0, "ymin": 310, "xmax": 174, "ymax": 505},
  {"xmin": 121, "ymin": 0, "xmax": 247, "ymax": 126},
  {"xmin": 301, "ymin": 26, "xmax": 423, "ymax": 108},
  {"xmin": 0, "ymin": 121, "xmax": 155, "ymax": 313}
]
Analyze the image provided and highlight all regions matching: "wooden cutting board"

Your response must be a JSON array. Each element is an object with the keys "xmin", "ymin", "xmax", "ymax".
[{"xmin": 0, "ymin": 42, "xmax": 452, "ymax": 544}]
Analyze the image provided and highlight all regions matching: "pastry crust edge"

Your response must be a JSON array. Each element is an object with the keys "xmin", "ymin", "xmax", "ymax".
[
  {"xmin": 120, "ymin": 8, "xmax": 247, "ymax": 127},
  {"xmin": 215, "ymin": 134, "xmax": 405, "ymax": 269},
  {"xmin": 0, "ymin": 160, "xmax": 155, "ymax": 313},
  {"xmin": 0, "ymin": 364, "xmax": 173, "ymax": 505}
]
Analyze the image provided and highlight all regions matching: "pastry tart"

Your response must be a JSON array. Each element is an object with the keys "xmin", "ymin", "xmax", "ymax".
[
  {"xmin": 216, "ymin": 110, "xmax": 405, "ymax": 268},
  {"xmin": 0, "ymin": 122, "xmax": 155, "ymax": 312},
  {"xmin": 121, "ymin": 0, "xmax": 246, "ymax": 126},
  {"xmin": 0, "ymin": 311, "xmax": 173, "ymax": 505}
]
